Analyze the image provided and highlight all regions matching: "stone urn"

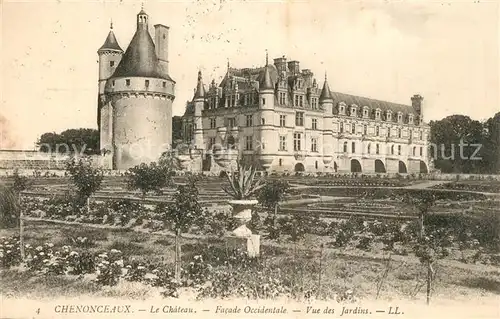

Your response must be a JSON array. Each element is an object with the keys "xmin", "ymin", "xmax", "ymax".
[
  {"xmin": 226, "ymin": 199, "xmax": 260, "ymax": 257},
  {"xmin": 259, "ymin": 155, "xmax": 274, "ymax": 171}
]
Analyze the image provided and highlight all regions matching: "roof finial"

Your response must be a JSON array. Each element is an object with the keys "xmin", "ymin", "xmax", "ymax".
[
  {"xmin": 325, "ymin": 71, "xmax": 327, "ymax": 81},
  {"xmin": 110, "ymin": 18, "xmax": 113, "ymax": 30},
  {"xmin": 227, "ymin": 59, "xmax": 230, "ymax": 70},
  {"xmin": 265, "ymin": 49, "xmax": 269, "ymax": 66},
  {"xmin": 198, "ymin": 69, "xmax": 202, "ymax": 80},
  {"xmin": 141, "ymin": 2, "xmax": 144, "ymax": 10}
]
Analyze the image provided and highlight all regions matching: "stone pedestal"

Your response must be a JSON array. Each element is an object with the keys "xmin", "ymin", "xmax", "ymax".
[
  {"xmin": 225, "ymin": 234, "xmax": 260, "ymax": 258},
  {"xmin": 225, "ymin": 199, "xmax": 260, "ymax": 258}
]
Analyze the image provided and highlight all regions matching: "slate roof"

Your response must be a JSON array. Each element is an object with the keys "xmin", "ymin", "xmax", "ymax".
[
  {"xmin": 98, "ymin": 30, "xmax": 123, "ymax": 52},
  {"xmin": 331, "ymin": 91, "xmax": 416, "ymax": 114},
  {"xmin": 111, "ymin": 26, "xmax": 172, "ymax": 80}
]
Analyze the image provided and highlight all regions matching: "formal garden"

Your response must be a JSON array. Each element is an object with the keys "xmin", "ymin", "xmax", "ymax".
[{"xmin": 0, "ymin": 155, "xmax": 499, "ymax": 304}]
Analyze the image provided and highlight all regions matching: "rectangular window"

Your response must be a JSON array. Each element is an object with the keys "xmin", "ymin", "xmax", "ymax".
[
  {"xmin": 246, "ymin": 115, "xmax": 253, "ymax": 127},
  {"xmin": 312, "ymin": 118, "xmax": 317, "ymax": 130},
  {"xmin": 126, "ymin": 79, "xmax": 130, "ymax": 86},
  {"xmin": 299, "ymin": 95, "xmax": 304, "ymax": 107},
  {"xmin": 420, "ymin": 147, "xmax": 423, "ymax": 156},
  {"xmin": 279, "ymin": 92, "xmax": 286, "ymax": 105},
  {"xmin": 363, "ymin": 125, "xmax": 367, "ymax": 135},
  {"xmin": 420, "ymin": 131, "xmax": 423, "ymax": 140},
  {"xmin": 340, "ymin": 122, "xmax": 344, "ymax": 133},
  {"xmin": 163, "ymin": 81, "xmax": 166, "ymax": 88},
  {"xmin": 262, "ymin": 98, "xmax": 265, "ymax": 105},
  {"xmin": 387, "ymin": 128, "xmax": 391, "ymax": 137},
  {"xmin": 311, "ymin": 138, "xmax": 318, "ymax": 152},
  {"xmin": 145, "ymin": 80, "xmax": 149, "ymax": 87},
  {"xmin": 245, "ymin": 136, "xmax": 253, "ymax": 150},
  {"xmin": 351, "ymin": 123, "xmax": 356, "ymax": 134},
  {"xmin": 112, "ymin": 80, "xmax": 115, "ymax": 87},
  {"xmin": 376, "ymin": 126, "xmax": 379, "ymax": 136},
  {"xmin": 294, "ymin": 95, "xmax": 299, "ymax": 106},
  {"xmin": 209, "ymin": 137, "xmax": 215, "ymax": 149},
  {"xmin": 398, "ymin": 145, "xmax": 402, "ymax": 155},
  {"xmin": 280, "ymin": 115, "xmax": 286, "ymax": 127},
  {"xmin": 227, "ymin": 118, "xmax": 236, "ymax": 127},
  {"xmin": 311, "ymin": 98, "xmax": 318, "ymax": 110},
  {"xmin": 376, "ymin": 144, "xmax": 380, "ymax": 154},
  {"xmin": 279, "ymin": 136, "xmax": 287, "ymax": 151},
  {"xmin": 295, "ymin": 112, "xmax": 304, "ymax": 126},
  {"xmin": 210, "ymin": 118, "xmax": 216, "ymax": 129},
  {"xmin": 293, "ymin": 133, "xmax": 302, "ymax": 151},
  {"xmin": 352, "ymin": 142, "xmax": 356, "ymax": 153}
]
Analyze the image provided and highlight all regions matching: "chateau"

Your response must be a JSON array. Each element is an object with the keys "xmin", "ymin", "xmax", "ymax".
[
  {"xmin": 181, "ymin": 55, "xmax": 431, "ymax": 174},
  {"xmin": 97, "ymin": 9, "xmax": 175, "ymax": 170}
]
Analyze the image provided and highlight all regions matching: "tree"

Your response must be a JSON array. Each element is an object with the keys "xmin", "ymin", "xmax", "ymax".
[
  {"xmin": 158, "ymin": 150, "xmax": 181, "ymax": 177},
  {"xmin": 126, "ymin": 162, "xmax": 173, "ymax": 197},
  {"xmin": 162, "ymin": 176, "xmax": 203, "ymax": 281},
  {"xmin": 403, "ymin": 190, "xmax": 441, "ymax": 305},
  {"xmin": 0, "ymin": 184, "xmax": 19, "ymax": 228},
  {"xmin": 258, "ymin": 180, "xmax": 290, "ymax": 240},
  {"xmin": 37, "ymin": 128, "xmax": 99, "ymax": 155},
  {"xmin": 65, "ymin": 157, "xmax": 104, "ymax": 210}
]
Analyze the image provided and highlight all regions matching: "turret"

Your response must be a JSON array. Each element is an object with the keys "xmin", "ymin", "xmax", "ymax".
[
  {"xmin": 97, "ymin": 21, "xmax": 123, "ymax": 158},
  {"xmin": 257, "ymin": 52, "xmax": 276, "ymax": 167},
  {"xmin": 320, "ymin": 73, "xmax": 334, "ymax": 165},
  {"xmin": 193, "ymin": 70, "xmax": 205, "ymax": 150}
]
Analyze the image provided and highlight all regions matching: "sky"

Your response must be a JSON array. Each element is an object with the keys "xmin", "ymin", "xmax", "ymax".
[{"xmin": 1, "ymin": 0, "xmax": 499, "ymax": 149}]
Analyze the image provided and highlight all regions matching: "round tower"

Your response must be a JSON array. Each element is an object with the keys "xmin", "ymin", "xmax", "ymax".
[
  {"xmin": 103, "ymin": 9, "xmax": 176, "ymax": 170},
  {"xmin": 193, "ymin": 70, "xmax": 205, "ymax": 150},
  {"xmin": 97, "ymin": 21, "xmax": 123, "ymax": 157},
  {"xmin": 257, "ymin": 52, "xmax": 276, "ymax": 170},
  {"xmin": 320, "ymin": 73, "xmax": 334, "ymax": 168}
]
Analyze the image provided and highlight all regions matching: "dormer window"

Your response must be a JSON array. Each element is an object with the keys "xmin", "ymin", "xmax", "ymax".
[
  {"xmin": 398, "ymin": 128, "xmax": 402, "ymax": 138},
  {"xmin": 110, "ymin": 61, "xmax": 115, "ymax": 67},
  {"xmin": 126, "ymin": 79, "xmax": 130, "ymax": 86},
  {"xmin": 375, "ymin": 109, "xmax": 381, "ymax": 120},
  {"xmin": 386, "ymin": 111, "xmax": 392, "ymax": 122},
  {"xmin": 351, "ymin": 123, "xmax": 356, "ymax": 134},
  {"xmin": 408, "ymin": 114, "xmax": 414, "ymax": 125},
  {"xmin": 145, "ymin": 80, "xmax": 149, "ymax": 87},
  {"xmin": 162, "ymin": 81, "xmax": 166, "ymax": 88},
  {"xmin": 339, "ymin": 122, "xmax": 344, "ymax": 133},
  {"xmin": 363, "ymin": 107, "xmax": 369, "ymax": 118},
  {"xmin": 339, "ymin": 102, "xmax": 346, "ymax": 115},
  {"xmin": 397, "ymin": 112, "xmax": 403, "ymax": 123},
  {"xmin": 350, "ymin": 106, "xmax": 357, "ymax": 117}
]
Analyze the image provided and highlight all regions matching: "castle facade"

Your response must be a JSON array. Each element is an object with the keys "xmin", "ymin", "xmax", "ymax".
[
  {"xmin": 97, "ymin": 9, "xmax": 175, "ymax": 170},
  {"xmin": 181, "ymin": 55, "xmax": 431, "ymax": 174}
]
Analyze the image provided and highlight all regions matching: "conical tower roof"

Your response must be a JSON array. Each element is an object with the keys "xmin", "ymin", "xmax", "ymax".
[
  {"xmin": 259, "ymin": 52, "xmax": 274, "ymax": 91},
  {"xmin": 319, "ymin": 73, "xmax": 333, "ymax": 102},
  {"xmin": 194, "ymin": 71, "xmax": 205, "ymax": 99},
  {"xmin": 111, "ymin": 10, "xmax": 171, "ymax": 80},
  {"xmin": 98, "ymin": 23, "xmax": 123, "ymax": 52}
]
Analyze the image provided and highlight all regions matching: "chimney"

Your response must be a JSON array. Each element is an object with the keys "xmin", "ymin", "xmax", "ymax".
[
  {"xmin": 154, "ymin": 24, "xmax": 169, "ymax": 75},
  {"xmin": 273, "ymin": 55, "xmax": 287, "ymax": 74},
  {"xmin": 287, "ymin": 61, "xmax": 300, "ymax": 75},
  {"xmin": 411, "ymin": 94, "xmax": 423, "ymax": 115}
]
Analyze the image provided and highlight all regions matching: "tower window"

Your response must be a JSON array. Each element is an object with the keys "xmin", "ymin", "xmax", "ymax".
[
  {"xmin": 352, "ymin": 142, "xmax": 356, "ymax": 153},
  {"xmin": 163, "ymin": 81, "xmax": 166, "ymax": 88},
  {"xmin": 262, "ymin": 98, "xmax": 265, "ymax": 105},
  {"xmin": 343, "ymin": 142, "xmax": 348, "ymax": 153},
  {"xmin": 126, "ymin": 79, "xmax": 130, "ymax": 86},
  {"xmin": 376, "ymin": 144, "xmax": 380, "ymax": 154},
  {"xmin": 112, "ymin": 80, "xmax": 115, "ymax": 87},
  {"xmin": 279, "ymin": 158, "xmax": 283, "ymax": 166},
  {"xmin": 110, "ymin": 61, "xmax": 115, "ymax": 67},
  {"xmin": 145, "ymin": 80, "xmax": 150, "ymax": 87}
]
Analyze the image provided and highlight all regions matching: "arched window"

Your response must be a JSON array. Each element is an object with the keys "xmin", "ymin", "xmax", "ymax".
[
  {"xmin": 343, "ymin": 142, "xmax": 348, "ymax": 153},
  {"xmin": 376, "ymin": 144, "xmax": 380, "ymax": 154},
  {"xmin": 352, "ymin": 142, "xmax": 356, "ymax": 153}
]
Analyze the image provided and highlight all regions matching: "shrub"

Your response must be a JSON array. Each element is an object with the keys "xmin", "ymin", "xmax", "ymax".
[
  {"xmin": 95, "ymin": 249, "xmax": 123, "ymax": 286},
  {"xmin": 0, "ymin": 236, "xmax": 22, "ymax": 268},
  {"xmin": 126, "ymin": 162, "xmax": 171, "ymax": 196}
]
